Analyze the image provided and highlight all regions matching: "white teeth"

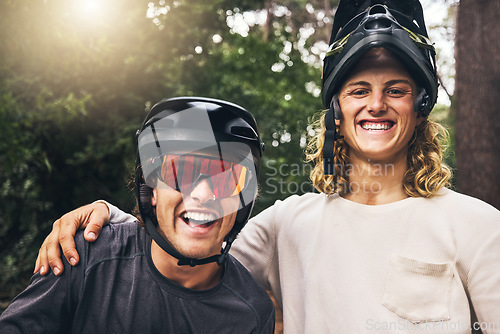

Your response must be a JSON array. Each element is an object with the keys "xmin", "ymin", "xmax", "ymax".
[
  {"xmin": 361, "ymin": 122, "xmax": 392, "ymax": 130},
  {"xmin": 183, "ymin": 212, "xmax": 217, "ymax": 224}
]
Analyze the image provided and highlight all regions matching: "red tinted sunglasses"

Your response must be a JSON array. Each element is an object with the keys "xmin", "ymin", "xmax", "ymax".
[{"xmin": 158, "ymin": 155, "xmax": 251, "ymax": 199}]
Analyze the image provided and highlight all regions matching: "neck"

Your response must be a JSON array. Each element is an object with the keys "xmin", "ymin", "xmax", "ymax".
[
  {"xmin": 342, "ymin": 152, "xmax": 409, "ymax": 205},
  {"xmin": 150, "ymin": 240, "xmax": 223, "ymax": 290}
]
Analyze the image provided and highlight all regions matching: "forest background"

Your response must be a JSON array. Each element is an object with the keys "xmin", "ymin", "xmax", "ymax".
[{"xmin": 1, "ymin": 0, "xmax": 498, "ymax": 312}]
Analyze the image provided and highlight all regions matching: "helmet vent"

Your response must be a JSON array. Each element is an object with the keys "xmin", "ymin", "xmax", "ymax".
[
  {"xmin": 368, "ymin": 4, "xmax": 388, "ymax": 15},
  {"xmin": 364, "ymin": 18, "xmax": 392, "ymax": 30}
]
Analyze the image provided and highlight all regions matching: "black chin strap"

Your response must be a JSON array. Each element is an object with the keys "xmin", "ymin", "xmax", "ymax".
[
  {"xmin": 323, "ymin": 97, "xmax": 343, "ymax": 175},
  {"xmin": 145, "ymin": 216, "xmax": 231, "ymax": 267}
]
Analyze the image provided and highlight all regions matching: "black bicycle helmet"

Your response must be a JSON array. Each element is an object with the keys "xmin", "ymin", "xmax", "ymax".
[
  {"xmin": 135, "ymin": 97, "xmax": 264, "ymax": 266},
  {"xmin": 321, "ymin": 0, "xmax": 437, "ymax": 175},
  {"xmin": 322, "ymin": 0, "xmax": 437, "ymax": 110}
]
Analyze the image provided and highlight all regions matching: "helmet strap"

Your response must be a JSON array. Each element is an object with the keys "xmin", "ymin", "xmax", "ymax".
[
  {"xmin": 323, "ymin": 95, "xmax": 343, "ymax": 175},
  {"xmin": 144, "ymin": 214, "xmax": 228, "ymax": 267}
]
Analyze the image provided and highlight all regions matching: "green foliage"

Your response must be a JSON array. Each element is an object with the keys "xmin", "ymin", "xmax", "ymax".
[{"xmin": 0, "ymin": 0, "xmax": 326, "ymax": 306}]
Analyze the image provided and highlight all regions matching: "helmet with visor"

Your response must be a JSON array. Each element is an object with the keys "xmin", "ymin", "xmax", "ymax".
[{"xmin": 136, "ymin": 97, "xmax": 264, "ymax": 266}]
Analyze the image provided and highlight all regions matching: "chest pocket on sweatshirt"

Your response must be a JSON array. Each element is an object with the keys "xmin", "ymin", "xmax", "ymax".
[{"xmin": 382, "ymin": 255, "xmax": 453, "ymax": 323}]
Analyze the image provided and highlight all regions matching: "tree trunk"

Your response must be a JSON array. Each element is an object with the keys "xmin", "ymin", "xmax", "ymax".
[{"xmin": 455, "ymin": 0, "xmax": 500, "ymax": 209}]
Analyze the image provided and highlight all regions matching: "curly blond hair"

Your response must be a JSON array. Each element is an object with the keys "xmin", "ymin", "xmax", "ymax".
[{"xmin": 305, "ymin": 111, "xmax": 452, "ymax": 197}]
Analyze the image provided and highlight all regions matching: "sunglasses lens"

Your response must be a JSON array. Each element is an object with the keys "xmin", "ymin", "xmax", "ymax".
[{"xmin": 159, "ymin": 155, "xmax": 250, "ymax": 198}]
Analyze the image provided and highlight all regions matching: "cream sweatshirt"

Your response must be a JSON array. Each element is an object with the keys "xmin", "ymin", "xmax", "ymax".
[{"xmin": 231, "ymin": 188, "xmax": 500, "ymax": 333}]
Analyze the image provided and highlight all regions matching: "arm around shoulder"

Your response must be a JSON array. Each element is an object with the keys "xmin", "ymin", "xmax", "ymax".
[{"xmin": 98, "ymin": 200, "xmax": 137, "ymax": 224}]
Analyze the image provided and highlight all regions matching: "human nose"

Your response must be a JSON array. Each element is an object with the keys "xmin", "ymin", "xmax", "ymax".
[
  {"xmin": 189, "ymin": 179, "xmax": 216, "ymax": 203},
  {"xmin": 367, "ymin": 91, "xmax": 387, "ymax": 114}
]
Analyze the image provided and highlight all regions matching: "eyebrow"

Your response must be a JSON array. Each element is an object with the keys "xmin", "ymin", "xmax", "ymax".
[
  {"xmin": 344, "ymin": 80, "xmax": 370, "ymax": 88},
  {"xmin": 385, "ymin": 79, "xmax": 414, "ymax": 86},
  {"xmin": 345, "ymin": 79, "xmax": 414, "ymax": 87}
]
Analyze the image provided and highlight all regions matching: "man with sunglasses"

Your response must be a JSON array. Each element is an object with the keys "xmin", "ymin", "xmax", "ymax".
[{"xmin": 0, "ymin": 97, "xmax": 275, "ymax": 333}]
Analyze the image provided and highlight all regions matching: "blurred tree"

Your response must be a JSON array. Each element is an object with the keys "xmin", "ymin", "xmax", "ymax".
[{"xmin": 455, "ymin": 0, "xmax": 500, "ymax": 209}]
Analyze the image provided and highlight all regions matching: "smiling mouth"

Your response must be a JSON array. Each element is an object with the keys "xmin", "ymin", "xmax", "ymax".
[
  {"xmin": 360, "ymin": 121, "xmax": 395, "ymax": 131},
  {"xmin": 182, "ymin": 211, "xmax": 218, "ymax": 228}
]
